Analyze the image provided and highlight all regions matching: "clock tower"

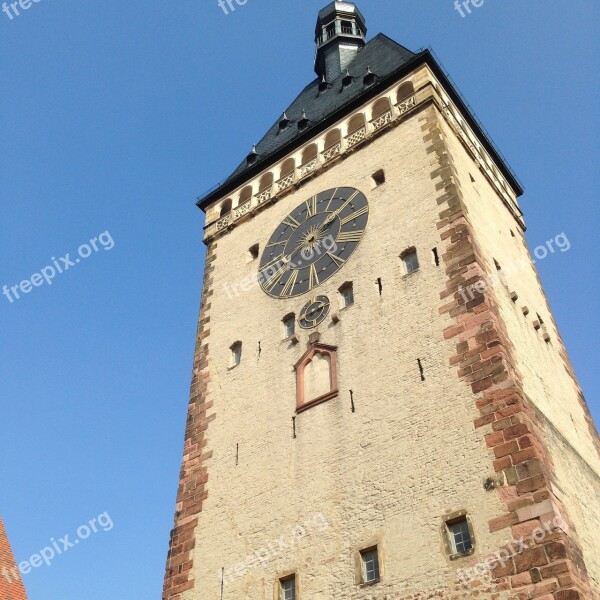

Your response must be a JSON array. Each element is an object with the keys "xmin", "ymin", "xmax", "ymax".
[{"xmin": 163, "ymin": 3, "xmax": 600, "ymax": 600}]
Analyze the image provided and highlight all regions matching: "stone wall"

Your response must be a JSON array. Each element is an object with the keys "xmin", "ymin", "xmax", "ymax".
[{"xmin": 163, "ymin": 72, "xmax": 599, "ymax": 600}]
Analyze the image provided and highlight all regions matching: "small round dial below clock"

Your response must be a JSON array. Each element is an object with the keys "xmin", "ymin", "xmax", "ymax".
[
  {"xmin": 258, "ymin": 187, "xmax": 369, "ymax": 298},
  {"xmin": 299, "ymin": 296, "xmax": 331, "ymax": 329}
]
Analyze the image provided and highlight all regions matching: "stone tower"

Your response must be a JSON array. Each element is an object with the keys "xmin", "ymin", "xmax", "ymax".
[
  {"xmin": 163, "ymin": 3, "xmax": 600, "ymax": 599},
  {"xmin": 0, "ymin": 518, "xmax": 28, "ymax": 600}
]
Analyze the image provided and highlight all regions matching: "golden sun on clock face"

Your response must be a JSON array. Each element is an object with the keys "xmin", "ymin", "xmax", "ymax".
[{"xmin": 258, "ymin": 187, "xmax": 369, "ymax": 298}]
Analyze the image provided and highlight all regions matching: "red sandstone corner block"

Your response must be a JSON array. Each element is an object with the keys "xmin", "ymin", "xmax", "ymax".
[
  {"xmin": 489, "ymin": 512, "xmax": 519, "ymax": 532},
  {"xmin": 555, "ymin": 589, "xmax": 584, "ymax": 600},
  {"xmin": 540, "ymin": 559, "xmax": 570, "ymax": 579},
  {"xmin": 511, "ymin": 519, "xmax": 542, "ymax": 539},
  {"xmin": 485, "ymin": 431, "xmax": 505, "ymax": 447},
  {"xmin": 443, "ymin": 324, "xmax": 464, "ymax": 339},
  {"xmin": 494, "ymin": 440, "xmax": 520, "ymax": 459},
  {"xmin": 544, "ymin": 541, "xmax": 568, "ymax": 561},
  {"xmin": 510, "ymin": 571, "xmax": 533, "ymax": 587},
  {"xmin": 0, "ymin": 518, "xmax": 28, "ymax": 600},
  {"xmin": 493, "ymin": 456, "xmax": 512, "ymax": 472},
  {"xmin": 513, "ymin": 546, "xmax": 548, "ymax": 573}
]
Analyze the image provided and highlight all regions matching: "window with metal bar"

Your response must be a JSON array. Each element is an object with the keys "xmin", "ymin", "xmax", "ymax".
[
  {"xmin": 280, "ymin": 575, "xmax": 296, "ymax": 600},
  {"xmin": 360, "ymin": 547, "xmax": 380, "ymax": 584}
]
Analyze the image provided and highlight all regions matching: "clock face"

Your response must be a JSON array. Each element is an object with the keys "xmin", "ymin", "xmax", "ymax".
[
  {"xmin": 258, "ymin": 187, "xmax": 369, "ymax": 298},
  {"xmin": 299, "ymin": 296, "xmax": 331, "ymax": 329}
]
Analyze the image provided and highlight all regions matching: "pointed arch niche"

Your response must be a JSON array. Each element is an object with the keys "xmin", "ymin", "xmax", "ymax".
[{"xmin": 294, "ymin": 344, "xmax": 338, "ymax": 413}]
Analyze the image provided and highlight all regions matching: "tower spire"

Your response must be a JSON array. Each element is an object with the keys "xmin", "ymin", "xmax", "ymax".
[{"xmin": 314, "ymin": 2, "xmax": 367, "ymax": 80}]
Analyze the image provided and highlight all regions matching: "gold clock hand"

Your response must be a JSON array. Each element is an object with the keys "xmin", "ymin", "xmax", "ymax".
[
  {"xmin": 323, "ymin": 207, "xmax": 341, "ymax": 226},
  {"xmin": 320, "ymin": 201, "xmax": 348, "ymax": 232}
]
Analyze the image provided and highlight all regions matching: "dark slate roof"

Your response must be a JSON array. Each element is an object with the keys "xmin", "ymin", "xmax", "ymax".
[
  {"xmin": 197, "ymin": 35, "xmax": 523, "ymax": 209},
  {"xmin": 227, "ymin": 34, "xmax": 414, "ymax": 182},
  {"xmin": 198, "ymin": 35, "xmax": 415, "ymax": 207}
]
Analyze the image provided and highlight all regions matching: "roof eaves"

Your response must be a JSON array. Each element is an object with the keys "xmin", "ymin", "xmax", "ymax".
[
  {"xmin": 197, "ymin": 48, "xmax": 523, "ymax": 211},
  {"xmin": 421, "ymin": 50, "xmax": 524, "ymax": 197},
  {"xmin": 197, "ymin": 50, "xmax": 428, "ymax": 211}
]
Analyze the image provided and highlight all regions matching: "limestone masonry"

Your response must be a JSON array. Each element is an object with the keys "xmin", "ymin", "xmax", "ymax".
[{"xmin": 163, "ymin": 3, "xmax": 600, "ymax": 599}]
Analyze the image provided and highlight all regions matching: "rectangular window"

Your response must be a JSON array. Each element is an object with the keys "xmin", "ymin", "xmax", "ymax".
[
  {"xmin": 280, "ymin": 575, "xmax": 296, "ymax": 600},
  {"xmin": 283, "ymin": 314, "xmax": 296, "ymax": 338},
  {"xmin": 360, "ymin": 547, "xmax": 380, "ymax": 584},
  {"xmin": 442, "ymin": 512, "xmax": 475, "ymax": 559},
  {"xmin": 401, "ymin": 249, "xmax": 419, "ymax": 274},
  {"xmin": 341, "ymin": 19, "xmax": 353, "ymax": 34},
  {"xmin": 340, "ymin": 283, "xmax": 354, "ymax": 308},
  {"xmin": 448, "ymin": 519, "xmax": 472, "ymax": 554},
  {"xmin": 230, "ymin": 342, "xmax": 242, "ymax": 368}
]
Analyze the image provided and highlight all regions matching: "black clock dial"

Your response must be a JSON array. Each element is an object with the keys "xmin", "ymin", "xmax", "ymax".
[
  {"xmin": 258, "ymin": 187, "xmax": 368, "ymax": 298},
  {"xmin": 299, "ymin": 296, "xmax": 331, "ymax": 329}
]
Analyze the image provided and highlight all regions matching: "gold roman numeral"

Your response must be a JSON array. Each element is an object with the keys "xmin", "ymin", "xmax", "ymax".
[
  {"xmin": 309, "ymin": 264, "xmax": 319, "ymax": 289},
  {"xmin": 337, "ymin": 230, "xmax": 364, "ymax": 243},
  {"xmin": 328, "ymin": 252, "xmax": 346, "ymax": 267},
  {"xmin": 339, "ymin": 205, "xmax": 368, "ymax": 225},
  {"xmin": 261, "ymin": 255, "xmax": 285, "ymax": 271},
  {"xmin": 264, "ymin": 267, "xmax": 286, "ymax": 292},
  {"xmin": 282, "ymin": 215, "xmax": 300, "ymax": 230},
  {"xmin": 325, "ymin": 188, "xmax": 339, "ymax": 212},
  {"xmin": 336, "ymin": 190, "xmax": 360, "ymax": 214},
  {"xmin": 281, "ymin": 270, "xmax": 298, "ymax": 297},
  {"xmin": 305, "ymin": 196, "xmax": 317, "ymax": 218}
]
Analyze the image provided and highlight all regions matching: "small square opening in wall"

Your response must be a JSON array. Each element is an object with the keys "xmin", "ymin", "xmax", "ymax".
[
  {"xmin": 230, "ymin": 342, "xmax": 242, "ymax": 368},
  {"xmin": 283, "ymin": 313, "xmax": 296, "ymax": 339},
  {"xmin": 339, "ymin": 282, "xmax": 354, "ymax": 308},
  {"xmin": 442, "ymin": 511, "xmax": 475, "ymax": 559},
  {"xmin": 279, "ymin": 575, "xmax": 296, "ymax": 600},
  {"xmin": 400, "ymin": 248, "xmax": 419, "ymax": 275},
  {"xmin": 360, "ymin": 547, "xmax": 380, "ymax": 584},
  {"xmin": 248, "ymin": 244, "xmax": 259, "ymax": 261},
  {"xmin": 371, "ymin": 169, "xmax": 386, "ymax": 187}
]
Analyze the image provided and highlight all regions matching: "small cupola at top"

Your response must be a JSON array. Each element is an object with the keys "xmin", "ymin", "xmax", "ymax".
[{"xmin": 314, "ymin": 2, "xmax": 367, "ymax": 81}]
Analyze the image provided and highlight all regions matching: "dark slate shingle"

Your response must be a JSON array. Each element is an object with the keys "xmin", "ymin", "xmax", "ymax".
[{"xmin": 223, "ymin": 34, "xmax": 415, "ymax": 186}]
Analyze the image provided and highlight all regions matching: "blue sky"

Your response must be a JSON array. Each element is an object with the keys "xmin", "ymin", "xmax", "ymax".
[{"xmin": 0, "ymin": 1, "xmax": 598, "ymax": 598}]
